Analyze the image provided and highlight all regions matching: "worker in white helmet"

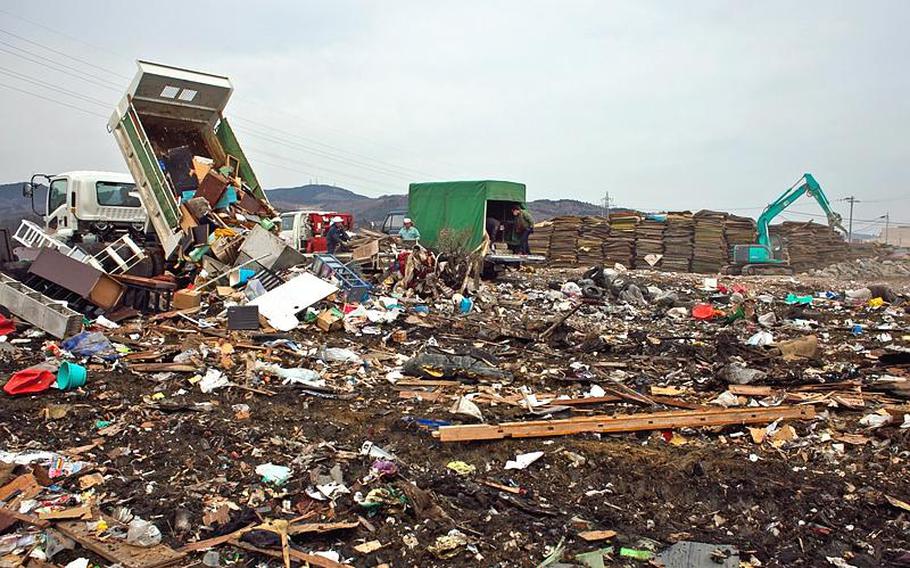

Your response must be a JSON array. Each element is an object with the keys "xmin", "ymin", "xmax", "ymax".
[
  {"xmin": 398, "ymin": 217, "xmax": 421, "ymax": 242},
  {"xmin": 325, "ymin": 216, "xmax": 350, "ymax": 255}
]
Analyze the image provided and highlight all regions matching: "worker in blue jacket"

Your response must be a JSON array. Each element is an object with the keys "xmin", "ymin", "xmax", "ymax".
[
  {"xmin": 326, "ymin": 216, "xmax": 350, "ymax": 254},
  {"xmin": 398, "ymin": 218, "xmax": 421, "ymax": 241}
]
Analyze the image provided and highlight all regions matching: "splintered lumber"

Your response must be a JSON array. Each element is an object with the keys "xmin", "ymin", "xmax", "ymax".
[
  {"xmin": 230, "ymin": 540, "xmax": 353, "ymax": 568},
  {"xmin": 436, "ymin": 405, "xmax": 815, "ymax": 442},
  {"xmin": 56, "ymin": 515, "xmax": 186, "ymax": 568},
  {"xmin": 286, "ymin": 520, "xmax": 359, "ymax": 536},
  {"xmin": 0, "ymin": 506, "xmax": 50, "ymax": 529}
]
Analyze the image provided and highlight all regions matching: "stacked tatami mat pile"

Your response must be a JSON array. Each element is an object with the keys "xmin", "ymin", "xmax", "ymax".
[
  {"xmin": 771, "ymin": 221, "xmax": 849, "ymax": 272},
  {"xmin": 662, "ymin": 212, "xmax": 695, "ymax": 272},
  {"xmin": 633, "ymin": 217, "xmax": 666, "ymax": 268},
  {"xmin": 603, "ymin": 213, "xmax": 640, "ymax": 268},
  {"xmin": 548, "ymin": 216, "xmax": 583, "ymax": 267},
  {"xmin": 577, "ymin": 216, "xmax": 610, "ymax": 265},
  {"xmin": 723, "ymin": 214, "xmax": 758, "ymax": 262},
  {"xmin": 692, "ymin": 210, "xmax": 728, "ymax": 273},
  {"xmin": 528, "ymin": 220, "xmax": 553, "ymax": 257}
]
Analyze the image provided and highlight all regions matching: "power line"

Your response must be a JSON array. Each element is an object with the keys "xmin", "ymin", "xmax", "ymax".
[
  {"xmin": 0, "ymin": 82, "xmax": 107, "ymax": 118},
  {"xmin": 0, "ymin": 65, "xmax": 112, "ymax": 107},
  {"xmin": 0, "ymin": 27, "xmax": 129, "ymax": 79},
  {"xmin": 245, "ymin": 145, "xmax": 397, "ymax": 193},
  {"xmin": 0, "ymin": 8, "xmax": 124, "ymax": 63},
  {"xmin": 0, "ymin": 43, "xmax": 121, "ymax": 91},
  {"xmin": 232, "ymin": 95, "xmax": 461, "ymax": 176},
  {"xmin": 232, "ymin": 115, "xmax": 437, "ymax": 179},
  {"xmin": 0, "ymin": 27, "xmax": 438, "ymax": 188},
  {"xmin": 0, "ymin": 19, "xmax": 446, "ymax": 182},
  {"xmin": 235, "ymin": 124, "xmax": 422, "ymax": 183}
]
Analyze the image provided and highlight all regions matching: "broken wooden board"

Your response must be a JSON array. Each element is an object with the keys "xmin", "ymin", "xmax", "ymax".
[
  {"xmin": 128, "ymin": 363, "xmax": 198, "ymax": 373},
  {"xmin": 230, "ymin": 540, "xmax": 353, "ymax": 568},
  {"xmin": 0, "ymin": 473, "xmax": 42, "ymax": 505},
  {"xmin": 436, "ymin": 405, "xmax": 816, "ymax": 442},
  {"xmin": 180, "ymin": 523, "xmax": 256, "ymax": 552},
  {"xmin": 56, "ymin": 515, "xmax": 186, "ymax": 568},
  {"xmin": 0, "ymin": 506, "xmax": 50, "ymax": 531},
  {"xmin": 578, "ymin": 529, "xmax": 618, "ymax": 542},
  {"xmin": 38, "ymin": 504, "xmax": 93, "ymax": 520},
  {"xmin": 286, "ymin": 521, "xmax": 359, "ymax": 536}
]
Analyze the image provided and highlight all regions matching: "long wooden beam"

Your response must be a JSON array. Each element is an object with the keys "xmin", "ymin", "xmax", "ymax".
[{"xmin": 436, "ymin": 405, "xmax": 815, "ymax": 442}]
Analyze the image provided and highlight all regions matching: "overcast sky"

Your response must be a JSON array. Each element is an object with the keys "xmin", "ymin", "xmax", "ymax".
[{"xmin": 0, "ymin": 1, "xmax": 907, "ymax": 233}]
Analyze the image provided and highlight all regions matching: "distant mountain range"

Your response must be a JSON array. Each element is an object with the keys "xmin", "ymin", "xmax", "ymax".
[
  {"xmin": 266, "ymin": 184, "xmax": 605, "ymax": 227},
  {"xmin": 0, "ymin": 181, "xmax": 605, "ymax": 231},
  {"xmin": 0, "ymin": 183, "xmax": 44, "ymax": 231}
]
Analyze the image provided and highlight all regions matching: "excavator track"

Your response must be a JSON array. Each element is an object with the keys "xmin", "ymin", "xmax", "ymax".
[{"xmin": 740, "ymin": 263, "xmax": 795, "ymax": 276}]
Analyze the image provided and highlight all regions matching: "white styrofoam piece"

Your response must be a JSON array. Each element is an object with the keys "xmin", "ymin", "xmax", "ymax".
[{"xmin": 249, "ymin": 272, "xmax": 337, "ymax": 331}]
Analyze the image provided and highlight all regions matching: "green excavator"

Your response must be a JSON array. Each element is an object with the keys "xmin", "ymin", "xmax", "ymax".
[{"xmin": 729, "ymin": 173, "xmax": 846, "ymax": 275}]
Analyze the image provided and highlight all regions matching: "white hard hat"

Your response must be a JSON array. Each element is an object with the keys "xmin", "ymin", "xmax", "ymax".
[
  {"xmin": 331, "ymin": 216, "xmax": 343, "ymax": 223},
  {"xmin": 403, "ymin": 217, "xmax": 413, "ymax": 224}
]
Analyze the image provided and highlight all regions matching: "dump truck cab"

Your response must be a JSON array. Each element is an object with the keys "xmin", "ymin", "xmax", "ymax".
[{"xmin": 23, "ymin": 171, "xmax": 147, "ymax": 241}]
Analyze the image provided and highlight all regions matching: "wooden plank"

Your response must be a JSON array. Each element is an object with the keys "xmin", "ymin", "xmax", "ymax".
[
  {"xmin": 38, "ymin": 504, "xmax": 92, "ymax": 520},
  {"xmin": 649, "ymin": 396, "xmax": 709, "ymax": 410},
  {"xmin": 128, "ymin": 362, "xmax": 198, "ymax": 373},
  {"xmin": 0, "ymin": 506, "xmax": 50, "ymax": 529},
  {"xmin": 286, "ymin": 521, "xmax": 359, "ymax": 536},
  {"xmin": 0, "ymin": 473, "xmax": 41, "ymax": 505},
  {"xmin": 395, "ymin": 379, "xmax": 461, "ymax": 387},
  {"xmin": 437, "ymin": 405, "xmax": 815, "ymax": 442},
  {"xmin": 56, "ymin": 515, "xmax": 186, "ymax": 568},
  {"xmin": 397, "ymin": 390, "xmax": 449, "ymax": 402},
  {"xmin": 728, "ymin": 385, "xmax": 775, "ymax": 396},
  {"xmin": 179, "ymin": 523, "xmax": 256, "ymax": 552},
  {"xmin": 552, "ymin": 395, "xmax": 622, "ymax": 406},
  {"xmin": 230, "ymin": 540, "xmax": 353, "ymax": 568}
]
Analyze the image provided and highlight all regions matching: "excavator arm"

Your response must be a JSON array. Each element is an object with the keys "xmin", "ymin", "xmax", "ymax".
[{"xmin": 755, "ymin": 173, "xmax": 845, "ymax": 247}]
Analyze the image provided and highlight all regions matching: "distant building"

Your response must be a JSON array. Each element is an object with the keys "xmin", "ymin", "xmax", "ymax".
[{"xmin": 877, "ymin": 225, "xmax": 910, "ymax": 247}]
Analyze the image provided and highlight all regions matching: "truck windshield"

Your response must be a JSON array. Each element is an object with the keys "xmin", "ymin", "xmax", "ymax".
[
  {"xmin": 96, "ymin": 181, "xmax": 141, "ymax": 207},
  {"xmin": 279, "ymin": 213, "xmax": 296, "ymax": 230},
  {"xmin": 384, "ymin": 213, "xmax": 405, "ymax": 234}
]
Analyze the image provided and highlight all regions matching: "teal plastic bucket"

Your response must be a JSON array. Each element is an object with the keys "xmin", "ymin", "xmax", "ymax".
[{"xmin": 56, "ymin": 362, "xmax": 87, "ymax": 390}]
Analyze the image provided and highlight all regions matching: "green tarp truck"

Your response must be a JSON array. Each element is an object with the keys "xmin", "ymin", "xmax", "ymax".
[
  {"xmin": 408, "ymin": 180, "xmax": 524, "ymax": 249},
  {"xmin": 405, "ymin": 180, "xmax": 545, "ymax": 269}
]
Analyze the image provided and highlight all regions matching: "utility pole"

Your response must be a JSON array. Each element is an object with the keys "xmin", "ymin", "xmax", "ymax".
[
  {"xmin": 842, "ymin": 196, "xmax": 860, "ymax": 242},
  {"xmin": 883, "ymin": 212, "xmax": 890, "ymax": 245},
  {"xmin": 600, "ymin": 192, "xmax": 613, "ymax": 219}
]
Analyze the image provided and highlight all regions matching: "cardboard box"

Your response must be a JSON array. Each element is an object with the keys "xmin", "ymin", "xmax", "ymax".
[
  {"xmin": 316, "ymin": 308, "xmax": 343, "ymax": 332},
  {"xmin": 172, "ymin": 289, "xmax": 201, "ymax": 310}
]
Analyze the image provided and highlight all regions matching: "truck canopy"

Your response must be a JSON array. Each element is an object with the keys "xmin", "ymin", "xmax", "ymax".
[{"xmin": 408, "ymin": 180, "xmax": 526, "ymax": 250}]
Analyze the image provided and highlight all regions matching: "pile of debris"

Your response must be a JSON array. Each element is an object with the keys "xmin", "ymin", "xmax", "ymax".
[
  {"xmin": 602, "ymin": 212, "xmax": 638, "ymax": 267},
  {"xmin": 771, "ymin": 221, "xmax": 851, "ymax": 272},
  {"xmin": 1, "ymin": 255, "xmax": 908, "ymax": 567},
  {"xmin": 812, "ymin": 256, "xmax": 910, "ymax": 279},
  {"xmin": 662, "ymin": 211, "xmax": 695, "ymax": 272},
  {"xmin": 530, "ymin": 212, "xmax": 888, "ymax": 276}
]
